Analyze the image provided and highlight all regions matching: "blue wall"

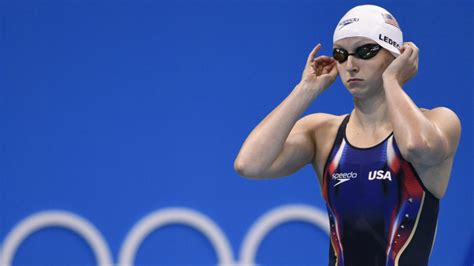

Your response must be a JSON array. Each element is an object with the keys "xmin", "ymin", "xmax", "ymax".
[{"xmin": 1, "ymin": 0, "xmax": 472, "ymax": 265}]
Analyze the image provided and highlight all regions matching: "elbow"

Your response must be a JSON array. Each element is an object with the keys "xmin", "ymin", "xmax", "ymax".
[
  {"xmin": 234, "ymin": 158, "xmax": 248, "ymax": 176},
  {"xmin": 405, "ymin": 137, "xmax": 449, "ymax": 165},
  {"xmin": 405, "ymin": 138, "xmax": 429, "ymax": 163},
  {"xmin": 233, "ymin": 158, "xmax": 266, "ymax": 179}
]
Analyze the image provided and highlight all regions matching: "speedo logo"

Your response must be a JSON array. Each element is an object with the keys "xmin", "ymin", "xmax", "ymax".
[
  {"xmin": 338, "ymin": 18, "xmax": 359, "ymax": 29},
  {"xmin": 332, "ymin": 171, "xmax": 358, "ymax": 187},
  {"xmin": 368, "ymin": 170, "xmax": 392, "ymax": 181}
]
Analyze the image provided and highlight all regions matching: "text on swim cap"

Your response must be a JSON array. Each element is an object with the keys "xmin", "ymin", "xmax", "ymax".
[
  {"xmin": 378, "ymin": 34, "xmax": 401, "ymax": 49},
  {"xmin": 338, "ymin": 18, "xmax": 359, "ymax": 29}
]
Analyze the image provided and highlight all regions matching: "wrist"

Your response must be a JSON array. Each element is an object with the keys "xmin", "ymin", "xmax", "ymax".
[
  {"xmin": 297, "ymin": 81, "xmax": 324, "ymax": 94},
  {"xmin": 295, "ymin": 82, "xmax": 321, "ymax": 100},
  {"xmin": 382, "ymin": 75, "xmax": 401, "ymax": 87}
]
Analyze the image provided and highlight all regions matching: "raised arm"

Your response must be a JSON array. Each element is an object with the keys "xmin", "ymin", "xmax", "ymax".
[
  {"xmin": 382, "ymin": 42, "xmax": 462, "ymax": 166},
  {"xmin": 234, "ymin": 43, "xmax": 338, "ymax": 179}
]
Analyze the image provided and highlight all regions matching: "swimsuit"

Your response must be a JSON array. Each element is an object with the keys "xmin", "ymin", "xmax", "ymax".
[{"xmin": 322, "ymin": 114, "xmax": 439, "ymax": 266}]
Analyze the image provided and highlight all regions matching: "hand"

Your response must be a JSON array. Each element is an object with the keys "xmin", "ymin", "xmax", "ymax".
[
  {"xmin": 299, "ymin": 43, "xmax": 338, "ymax": 93},
  {"xmin": 383, "ymin": 42, "xmax": 419, "ymax": 86}
]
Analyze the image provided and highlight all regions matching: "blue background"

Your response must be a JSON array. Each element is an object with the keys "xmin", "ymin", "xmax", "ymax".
[{"xmin": 1, "ymin": 0, "xmax": 473, "ymax": 265}]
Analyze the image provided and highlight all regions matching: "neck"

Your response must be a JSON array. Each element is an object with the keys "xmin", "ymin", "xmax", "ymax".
[{"xmin": 351, "ymin": 89, "xmax": 391, "ymax": 132}]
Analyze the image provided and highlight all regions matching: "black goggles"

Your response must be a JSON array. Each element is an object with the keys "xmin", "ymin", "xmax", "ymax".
[{"xmin": 332, "ymin": 43, "xmax": 382, "ymax": 63}]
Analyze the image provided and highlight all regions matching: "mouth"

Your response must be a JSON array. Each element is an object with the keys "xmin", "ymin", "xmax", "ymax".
[{"xmin": 347, "ymin": 78, "xmax": 364, "ymax": 83}]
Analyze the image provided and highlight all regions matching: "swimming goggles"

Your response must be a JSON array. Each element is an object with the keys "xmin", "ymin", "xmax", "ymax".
[{"xmin": 332, "ymin": 43, "xmax": 382, "ymax": 63}]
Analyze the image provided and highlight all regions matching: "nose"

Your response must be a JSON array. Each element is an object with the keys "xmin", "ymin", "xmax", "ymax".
[{"xmin": 344, "ymin": 55, "xmax": 359, "ymax": 73}]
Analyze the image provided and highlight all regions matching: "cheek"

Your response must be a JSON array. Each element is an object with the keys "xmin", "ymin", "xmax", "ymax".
[
  {"xmin": 380, "ymin": 61, "xmax": 391, "ymax": 72},
  {"xmin": 368, "ymin": 61, "xmax": 389, "ymax": 77},
  {"xmin": 336, "ymin": 64, "xmax": 346, "ymax": 77},
  {"xmin": 359, "ymin": 63, "xmax": 386, "ymax": 86},
  {"xmin": 379, "ymin": 53, "xmax": 395, "ymax": 71},
  {"xmin": 366, "ymin": 52, "xmax": 393, "ymax": 75}
]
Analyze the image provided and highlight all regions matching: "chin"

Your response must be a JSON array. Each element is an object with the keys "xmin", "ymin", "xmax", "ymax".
[{"xmin": 345, "ymin": 85, "xmax": 369, "ymax": 98}]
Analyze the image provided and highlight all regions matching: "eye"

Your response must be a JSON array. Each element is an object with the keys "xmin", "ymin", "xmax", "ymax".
[
  {"xmin": 332, "ymin": 48, "xmax": 348, "ymax": 63},
  {"xmin": 356, "ymin": 44, "xmax": 380, "ymax": 59},
  {"xmin": 357, "ymin": 44, "xmax": 374, "ymax": 53}
]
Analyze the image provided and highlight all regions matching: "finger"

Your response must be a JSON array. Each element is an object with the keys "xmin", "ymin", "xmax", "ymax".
[
  {"xmin": 405, "ymin": 42, "xmax": 418, "ymax": 57},
  {"xmin": 314, "ymin": 55, "xmax": 334, "ymax": 64},
  {"xmin": 409, "ymin": 43, "xmax": 419, "ymax": 63},
  {"xmin": 399, "ymin": 46, "xmax": 405, "ymax": 54},
  {"xmin": 328, "ymin": 61, "xmax": 339, "ymax": 77},
  {"xmin": 400, "ymin": 44, "xmax": 413, "ymax": 58},
  {"xmin": 311, "ymin": 56, "xmax": 330, "ymax": 72},
  {"xmin": 316, "ymin": 63, "xmax": 323, "ymax": 76},
  {"xmin": 313, "ymin": 56, "xmax": 334, "ymax": 72},
  {"xmin": 321, "ymin": 60, "xmax": 337, "ymax": 74},
  {"xmin": 306, "ymin": 43, "xmax": 321, "ymax": 65},
  {"xmin": 406, "ymin": 41, "xmax": 417, "ymax": 49},
  {"xmin": 322, "ymin": 60, "xmax": 336, "ymax": 74}
]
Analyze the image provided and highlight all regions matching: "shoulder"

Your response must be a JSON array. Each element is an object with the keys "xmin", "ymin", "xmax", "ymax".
[
  {"xmin": 420, "ymin": 107, "xmax": 461, "ymax": 132},
  {"xmin": 420, "ymin": 106, "xmax": 458, "ymax": 117},
  {"xmin": 421, "ymin": 106, "xmax": 462, "ymax": 150},
  {"xmin": 421, "ymin": 106, "xmax": 460, "ymax": 120},
  {"xmin": 297, "ymin": 112, "xmax": 347, "ymax": 128},
  {"xmin": 296, "ymin": 112, "xmax": 348, "ymax": 139},
  {"xmin": 298, "ymin": 113, "xmax": 348, "ymax": 177}
]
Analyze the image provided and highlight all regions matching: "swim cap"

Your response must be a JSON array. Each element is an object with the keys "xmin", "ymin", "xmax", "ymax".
[{"xmin": 333, "ymin": 5, "xmax": 403, "ymax": 57}]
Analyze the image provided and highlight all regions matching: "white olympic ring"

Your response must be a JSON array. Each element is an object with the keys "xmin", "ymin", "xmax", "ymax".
[
  {"xmin": 239, "ymin": 204, "xmax": 329, "ymax": 265},
  {"xmin": 117, "ymin": 207, "xmax": 234, "ymax": 265},
  {"xmin": 0, "ymin": 204, "xmax": 329, "ymax": 266},
  {"xmin": 0, "ymin": 210, "xmax": 113, "ymax": 266}
]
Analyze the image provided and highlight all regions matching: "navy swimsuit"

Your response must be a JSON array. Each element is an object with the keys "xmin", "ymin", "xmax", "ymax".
[{"xmin": 322, "ymin": 114, "xmax": 439, "ymax": 266}]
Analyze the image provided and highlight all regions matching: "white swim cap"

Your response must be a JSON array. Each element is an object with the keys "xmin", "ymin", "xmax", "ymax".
[{"xmin": 333, "ymin": 5, "xmax": 403, "ymax": 57}]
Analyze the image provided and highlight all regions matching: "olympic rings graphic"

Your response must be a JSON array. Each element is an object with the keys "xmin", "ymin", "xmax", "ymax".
[
  {"xmin": 0, "ymin": 204, "xmax": 329, "ymax": 266},
  {"xmin": 0, "ymin": 211, "xmax": 113, "ymax": 265}
]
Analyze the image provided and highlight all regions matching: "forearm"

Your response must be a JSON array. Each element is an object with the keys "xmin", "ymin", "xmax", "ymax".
[
  {"xmin": 383, "ymin": 78, "xmax": 447, "ymax": 162},
  {"xmin": 235, "ymin": 83, "xmax": 320, "ymax": 172}
]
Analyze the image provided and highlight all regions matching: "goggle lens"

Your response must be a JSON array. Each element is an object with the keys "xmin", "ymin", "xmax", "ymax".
[{"xmin": 332, "ymin": 44, "xmax": 382, "ymax": 63}]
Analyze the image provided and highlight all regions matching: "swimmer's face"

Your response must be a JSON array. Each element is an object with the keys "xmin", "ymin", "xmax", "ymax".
[{"xmin": 333, "ymin": 36, "xmax": 394, "ymax": 97}]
